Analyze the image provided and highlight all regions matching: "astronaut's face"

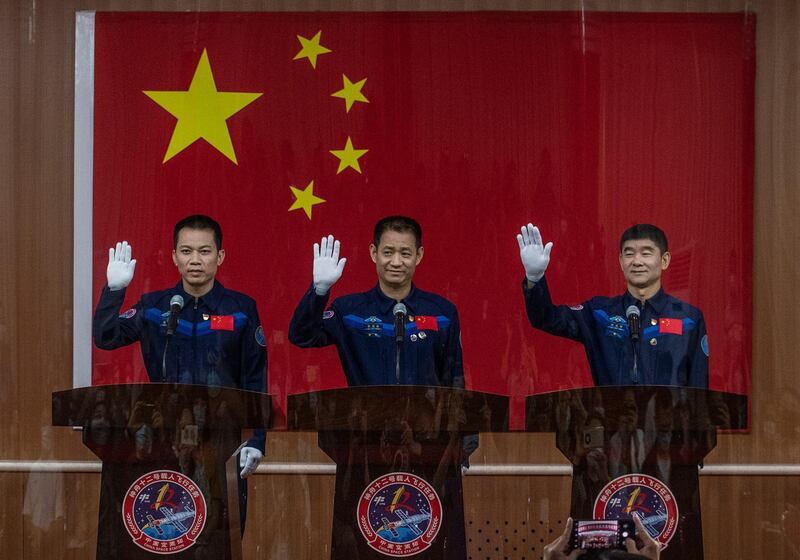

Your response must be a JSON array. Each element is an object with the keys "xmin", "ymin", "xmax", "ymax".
[
  {"xmin": 370, "ymin": 230, "xmax": 423, "ymax": 292},
  {"xmin": 619, "ymin": 238, "xmax": 670, "ymax": 293},
  {"xmin": 173, "ymin": 227, "xmax": 225, "ymax": 296}
]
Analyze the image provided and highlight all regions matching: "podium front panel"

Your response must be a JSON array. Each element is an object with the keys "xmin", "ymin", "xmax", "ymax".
[
  {"xmin": 52, "ymin": 384, "xmax": 270, "ymax": 559},
  {"xmin": 526, "ymin": 386, "xmax": 747, "ymax": 560},
  {"xmin": 289, "ymin": 386, "xmax": 507, "ymax": 559}
]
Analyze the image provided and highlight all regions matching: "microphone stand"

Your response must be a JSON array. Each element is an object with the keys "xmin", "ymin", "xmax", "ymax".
[
  {"xmin": 395, "ymin": 341, "xmax": 401, "ymax": 384},
  {"xmin": 161, "ymin": 337, "xmax": 172, "ymax": 383},
  {"xmin": 395, "ymin": 317, "xmax": 403, "ymax": 384},
  {"xmin": 629, "ymin": 304, "xmax": 642, "ymax": 384},
  {"xmin": 163, "ymin": 310, "xmax": 179, "ymax": 383},
  {"xmin": 162, "ymin": 295, "xmax": 184, "ymax": 382},
  {"xmin": 393, "ymin": 303, "xmax": 406, "ymax": 384}
]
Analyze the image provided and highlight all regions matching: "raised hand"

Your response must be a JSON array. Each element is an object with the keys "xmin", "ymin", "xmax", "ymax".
[
  {"xmin": 107, "ymin": 241, "xmax": 137, "ymax": 291},
  {"xmin": 517, "ymin": 223, "xmax": 553, "ymax": 283},
  {"xmin": 313, "ymin": 235, "xmax": 347, "ymax": 296}
]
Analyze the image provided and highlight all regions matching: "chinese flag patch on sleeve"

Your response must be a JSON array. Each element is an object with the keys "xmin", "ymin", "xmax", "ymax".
[
  {"xmin": 414, "ymin": 316, "xmax": 439, "ymax": 331},
  {"xmin": 659, "ymin": 318, "xmax": 683, "ymax": 335},
  {"xmin": 210, "ymin": 315, "xmax": 234, "ymax": 331}
]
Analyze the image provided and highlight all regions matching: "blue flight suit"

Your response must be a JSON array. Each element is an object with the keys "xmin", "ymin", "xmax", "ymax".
[
  {"xmin": 288, "ymin": 283, "xmax": 464, "ymax": 387},
  {"xmin": 523, "ymin": 277, "xmax": 708, "ymax": 388},
  {"xmin": 94, "ymin": 280, "xmax": 266, "ymax": 396},
  {"xmin": 93, "ymin": 280, "xmax": 267, "ymax": 530}
]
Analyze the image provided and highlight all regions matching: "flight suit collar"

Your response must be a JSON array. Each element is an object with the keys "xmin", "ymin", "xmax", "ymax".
[
  {"xmin": 370, "ymin": 283, "xmax": 419, "ymax": 315},
  {"xmin": 623, "ymin": 287, "xmax": 667, "ymax": 315},
  {"xmin": 174, "ymin": 280, "xmax": 224, "ymax": 312}
]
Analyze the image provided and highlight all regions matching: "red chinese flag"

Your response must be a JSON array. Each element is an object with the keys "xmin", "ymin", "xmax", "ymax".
[
  {"xmin": 414, "ymin": 316, "xmax": 439, "ymax": 332},
  {"xmin": 659, "ymin": 318, "xmax": 684, "ymax": 336},
  {"xmin": 86, "ymin": 12, "xmax": 754, "ymax": 427},
  {"xmin": 210, "ymin": 315, "xmax": 234, "ymax": 331}
]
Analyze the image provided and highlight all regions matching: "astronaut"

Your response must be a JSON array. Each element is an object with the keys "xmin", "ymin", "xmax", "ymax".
[{"xmin": 517, "ymin": 222, "xmax": 708, "ymax": 387}]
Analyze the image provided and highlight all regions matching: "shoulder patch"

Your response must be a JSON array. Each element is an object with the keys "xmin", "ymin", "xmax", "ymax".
[
  {"xmin": 255, "ymin": 325, "xmax": 266, "ymax": 347},
  {"xmin": 569, "ymin": 304, "xmax": 584, "ymax": 311},
  {"xmin": 119, "ymin": 308, "xmax": 137, "ymax": 319},
  {"xmin": 701, "ymin": 334, "xmax": 709, "ymax": 357},
  {"xmin": 322, "ymin": 309, "xmax": 335, "ymax": 319}
]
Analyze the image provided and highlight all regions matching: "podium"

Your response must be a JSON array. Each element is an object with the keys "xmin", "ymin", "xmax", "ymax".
[
  {"xmin": 289, "ymin": 386, "xmax": 507, "ymax": 559},
  {"xmin": 526, "ymin": 386, "xmax": 747, "ymax": 560},
  {"xmin": 52, "ymin": 383, "xmax": 270, "ymax": 559}
]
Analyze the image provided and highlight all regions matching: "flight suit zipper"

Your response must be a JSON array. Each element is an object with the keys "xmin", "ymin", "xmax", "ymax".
[{"xmin": 192, "ymin": 297, "xmax": 199, "ymax": 384}]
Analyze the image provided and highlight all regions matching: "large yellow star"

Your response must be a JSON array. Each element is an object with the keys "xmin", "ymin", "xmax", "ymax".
[
  {"xmin": 331, "ymin": 74, "xmax": 369, "ymax": 113},
  {"xmin": 288, "ymin": 180, "xmax": 326, "ymax": 219},
  {"xmin": 330, "ymin": 136, "xmax": 368, "ymax": 174},
  {"xmin": 143, "ymin": 49, "xmax": 263, "ymax": 164},
  {"xmin": 293, "ymin": 31, "xmax": 332, "ymax": 69}
]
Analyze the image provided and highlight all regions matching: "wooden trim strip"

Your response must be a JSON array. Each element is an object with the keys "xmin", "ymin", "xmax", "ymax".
[{"xmin": 2, "ymin": 461, "xmax": 799, "ymax": 476}]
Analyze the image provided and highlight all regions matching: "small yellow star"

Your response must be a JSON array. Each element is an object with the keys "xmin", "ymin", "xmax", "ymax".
[
  {"xmin": 143, "ymin": 49, "xmax": 263, "ymax": 164},
  {"xmin": 331, "ymin": 74, "xmax": 369, "ymax": 113},
  {"xmin": 293, "ymin": 31, "xmax": 332, "ymax": 69},
  {"xmin": 330, "ymin": 137, "xmax": 368, "ymax": 174},
  {"xmin": 288, "ymin": 180, "xmax": 326, "ymax": 219}
]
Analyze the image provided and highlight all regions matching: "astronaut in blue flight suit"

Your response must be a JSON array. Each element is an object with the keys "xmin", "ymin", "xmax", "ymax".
[
  {"xmin": 289, "ymin": 215, "xmax": 475, "ymax": 557},
  {"xmin": 517, "ymin": 222, "xmax": 708, "ymax": 388},
  {"xmin": 289, "ymin": 215, "xmax": 464, "ymax": 388},
  {"xmin": 92, "ymin": 214, "xmax": 267, "ymax": 530}
]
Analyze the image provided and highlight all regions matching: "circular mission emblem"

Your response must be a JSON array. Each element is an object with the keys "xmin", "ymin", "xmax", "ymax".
[
  {"xmin": 357, "ymin": 472, "xmax": 443, "ymax": 557},
  {"xmin": 122, "ymin": 470, "xmax": 206, "ymax": 554},
  {"xmin": 593, "ymin": 473, "xmax": 679, "ymax": 546}
]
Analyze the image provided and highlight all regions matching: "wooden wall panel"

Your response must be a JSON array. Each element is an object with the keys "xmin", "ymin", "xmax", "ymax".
[
  {"xmin": 700, "ymin": 475, "xmax": 800, "ymax": 559},
  {"xmin": 12, "ymin": 0, "xmax": 76, "ymax": 461},
  {"xmin": 2, "ymin": 0, "xmax": 800, "ymax": 558},
  {"xmin": 20, "ymin": 472, "xmax": 100, "ymax": 559},
  {"xmin": 0, "ymin": 474, "xmax": 24, "ymax": 557},
  {"xmin": 748, "ymin": 0, "xmax": 800, "ymax": 467},
  {"xmin": 463, "ymin": 475, "xmax": 573, "ymax": 560},
  {"xmin": 243, "ymin": 474, "xmax": 335, "ymax": 559},
  {"xmin": 0, "ymin": 1, "xmax": 20, "ymax": 463}
]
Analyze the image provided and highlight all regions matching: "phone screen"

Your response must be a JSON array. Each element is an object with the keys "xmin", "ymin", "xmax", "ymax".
[{"xmin": 570, "ymin": 519, "xmax": 634, "ymax": 550}]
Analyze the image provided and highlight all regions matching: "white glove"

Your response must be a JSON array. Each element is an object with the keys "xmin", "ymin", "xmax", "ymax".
[
  {"xmin": 107, "ymin": 241, "xmax": 137, "ymax": 291},
  {"xmin": 313, "ymin": 234, "xmax": 347, "ymax": 296},
  {"xmin": 517, "ymin": 223, "xmax": 553, "ymax": 283},
  {"xmin": 239, "ymin": 446, "xmax": 263, "ymax": 478}
]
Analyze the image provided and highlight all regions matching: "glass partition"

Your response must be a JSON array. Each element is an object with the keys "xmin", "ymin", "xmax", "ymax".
[{"xmin": 2, "ymin": 2, "xmax": 797, "ymax": 559}]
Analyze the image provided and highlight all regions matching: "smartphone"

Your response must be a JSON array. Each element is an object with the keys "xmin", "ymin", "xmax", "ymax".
[
  {"xmin": 570, "ymin": 519, "xmax": 635, "ymax": 550},
  {"xmin": 582, "ymin": 425, "xmax": 605, "ymax": 448}
]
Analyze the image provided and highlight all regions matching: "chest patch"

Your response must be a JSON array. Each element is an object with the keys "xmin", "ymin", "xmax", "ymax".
[
  {"xmin": 605, "ymin": 315, "xmax": 628, "ymax": 339},
  {"xmin": 364, "ymin": 316, "xmax": 383, "ymax": 337},
  {"xmin": 658, "ymin": 318, "xmax": 683, "ymax": 335},
  {"xmin": 413, "ymin": 316, "xmax": 439, "ymax": 331},
  {"xmin": 210, "ymin": 315, "xmax": 234, "ymax": 331}
]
